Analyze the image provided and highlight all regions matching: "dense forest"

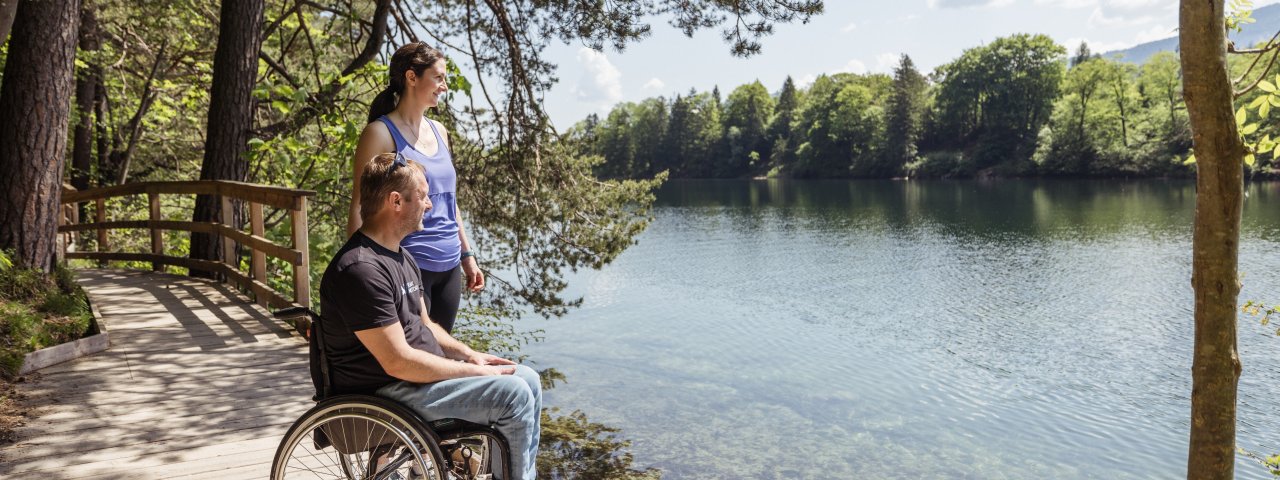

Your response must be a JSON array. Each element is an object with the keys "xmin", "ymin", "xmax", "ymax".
[{"xmin": 576, "ymin": 33, "xmax": 1280, "ymax": 180}]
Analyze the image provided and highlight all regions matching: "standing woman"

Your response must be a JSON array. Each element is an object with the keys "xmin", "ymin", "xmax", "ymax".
[{"xmin": 348, "ymin": 42, "xmax": 483, "ymax": 333}]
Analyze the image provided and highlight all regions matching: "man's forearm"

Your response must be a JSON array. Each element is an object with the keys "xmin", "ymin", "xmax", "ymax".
[
  {"xmin": 427, "ymin": 320, "xmax": 475, "ymax": 360},
  {"xmin": 387, "ymin": 347, "xmax": 482, "ymax": 383}
]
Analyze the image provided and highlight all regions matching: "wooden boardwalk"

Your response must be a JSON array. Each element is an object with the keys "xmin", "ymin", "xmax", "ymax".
[{"xmin": 0, "ymin": 269, "xmax": 314, "ymax": 479}]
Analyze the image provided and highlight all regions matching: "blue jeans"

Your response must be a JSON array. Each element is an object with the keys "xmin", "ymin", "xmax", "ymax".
[{"xmin": 376, "ymin": 365, "xmax": 542, "ymax": 480}]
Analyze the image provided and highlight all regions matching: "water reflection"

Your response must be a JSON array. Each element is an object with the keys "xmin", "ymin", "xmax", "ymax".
[{"xmin": 526, "ymin": 179, "xmax": 1280, "ymax": 479}]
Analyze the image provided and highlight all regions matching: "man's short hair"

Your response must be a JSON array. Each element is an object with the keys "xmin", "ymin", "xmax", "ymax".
[{"xmin": 360, "ymin": 152, "xmax": 427, "ymax": 222}]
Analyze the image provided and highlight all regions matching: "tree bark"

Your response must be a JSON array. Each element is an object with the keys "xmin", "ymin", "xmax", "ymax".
[
  {"xmin": 0, "ymin": 0, "xmax": 82, "ymax": 272},
  {"xmin": 72, "ymin": 3, "xmax": 100, "ymax": 194},
  {"xmin": 1179, "ymin": 1, "xmax": 1244, "ymax": 479},
  {"xmin": 189, "ymin": 0, "xmax": 265, "ymax": 276}
]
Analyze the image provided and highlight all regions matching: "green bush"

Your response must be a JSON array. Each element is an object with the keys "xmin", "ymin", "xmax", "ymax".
[{"xmin": 0, "ymin": 254, "xmax": 93, "ymax": 379}]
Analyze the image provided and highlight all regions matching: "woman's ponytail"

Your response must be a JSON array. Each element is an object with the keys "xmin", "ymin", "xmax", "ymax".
[{"xmin": 367, "ymin": 85, "xmax": 398, "ymax": 123}]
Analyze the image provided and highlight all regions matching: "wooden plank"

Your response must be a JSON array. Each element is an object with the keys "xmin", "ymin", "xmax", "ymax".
[
  {"xmin": 95, "ymin": 198, "xmax": 107, "ymax": 267},
  {"xmin": 148, "ymin": 192, "xmax": 163, "ymax": 271},
  {"xmin": 216, "ymin": 223, "xmax": 303, "ymax": 265},
  {"xmin": 249, "ymin": 202, "xmax": 266, "ymax": 294},
  {"xmin": 61, "ymin": 181, "xmax": 314, "ymax": 217},
  {"xmin": 66, "ymin": 252, "xmax": 223, "ymax": 273},
  {"xmin": 292, "ymin": 197, "xmax": 310, "ymax": 307},
  {"xmin": 0, "ymin": 268, "xmax": 324, "ymax": 478},
  {"xmin": 2, "ymin": 423, "xmax": 291, "ymax": 475},
  {"xmin": 218, "ymin": 263, "xmax": 295, "ymax": 310},
  {"xmin": 18, "ymin": 330, "xmax": 110, "ymax": 375},
  {"xmin": 58, "ymin": 220, "xmax": 219, "ymax": 233},
  {"xmin": 71, "ymin": 437, "xmax": 280, "ymax": 479},
  {"xmin": 220, "ymin": 195, "xmax": 236, "ymax": 278}
]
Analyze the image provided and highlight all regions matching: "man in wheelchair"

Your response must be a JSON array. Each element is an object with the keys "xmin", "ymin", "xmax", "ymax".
[{"xmin": 318, "ymin": 152, "xmax": 542, "ymax": 479}]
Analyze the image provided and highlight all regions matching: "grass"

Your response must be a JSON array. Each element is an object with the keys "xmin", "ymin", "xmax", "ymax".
[{"xmin": 0, "ymin": 251, "xmax": 94, "ymax": 446}]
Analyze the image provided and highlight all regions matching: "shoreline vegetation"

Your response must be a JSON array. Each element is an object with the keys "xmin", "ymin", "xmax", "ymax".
[{"xmin": 569, "ymin": 34, "xmax": 1280, "ymax": 182}]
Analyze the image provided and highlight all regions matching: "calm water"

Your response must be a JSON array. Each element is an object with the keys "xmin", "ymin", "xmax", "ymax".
[{"xmin": 516, "ymin": 179, "xmax": 1280, "ymax": 479}]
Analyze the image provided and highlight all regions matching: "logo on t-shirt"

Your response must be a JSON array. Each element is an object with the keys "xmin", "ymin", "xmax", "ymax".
[{"xmin": 403, "ymin": 280, "xmax": 420, "ymax": 296}]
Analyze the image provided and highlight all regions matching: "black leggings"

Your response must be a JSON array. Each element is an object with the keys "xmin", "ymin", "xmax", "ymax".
[{"xmin": 419, "ymin": 265, "xmax": 463, "ymax": 333}]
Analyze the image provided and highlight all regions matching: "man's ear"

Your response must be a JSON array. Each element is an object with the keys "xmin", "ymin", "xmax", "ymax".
[{"xmin": 389, "ymin": 191, "xmax": 403, "ymax": 211}]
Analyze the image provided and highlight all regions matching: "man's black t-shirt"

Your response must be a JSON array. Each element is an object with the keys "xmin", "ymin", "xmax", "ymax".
[{"xmin": 319, "ymin": 231, "xmax": 446, "ymax": 395}]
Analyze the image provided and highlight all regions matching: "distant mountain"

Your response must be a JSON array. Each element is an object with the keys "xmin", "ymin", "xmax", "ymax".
[{"xmin": 1102, "ymin": 3, "xmax": 1280, "ymax": 64}]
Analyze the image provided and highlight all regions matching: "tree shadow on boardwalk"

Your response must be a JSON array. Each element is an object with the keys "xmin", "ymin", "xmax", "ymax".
[{"xmin": 0, "ymin": 269, "xmax": 314, "ymax": 479}]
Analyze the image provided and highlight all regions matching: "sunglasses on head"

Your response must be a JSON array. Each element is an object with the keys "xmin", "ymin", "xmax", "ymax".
[{"xmin": 391, "ymin": 152, "xmax": 408, "ymax": 170}]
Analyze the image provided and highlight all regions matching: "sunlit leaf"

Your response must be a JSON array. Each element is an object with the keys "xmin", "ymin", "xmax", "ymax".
[
  {"xmin": 1242, "ymin": 123, "xmax": 1259, "ymax": 135},
  {"xmin": 1237, "ymin": 106, "xmax": 1248, "ymax": 126},
  {"xmin": 1245, "ymin": 153, "xmax": 1256, "ymax": 166},
  {"xmin": 1184, "ymin": 154, "xmax": 1197, "ymax": 165},
  {"xmin": 1262, "ymin": 80, "xmax": 1278, "ymax": 93}
]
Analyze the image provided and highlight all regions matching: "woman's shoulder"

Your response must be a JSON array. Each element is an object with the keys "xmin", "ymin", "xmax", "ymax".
[
  {"xmin": 359, "ymin": 119, "xmax": 395, "ymax": 143},
  {"xmin": 425, "ymin": 117, "xmax": 451, "ymax": 146}
]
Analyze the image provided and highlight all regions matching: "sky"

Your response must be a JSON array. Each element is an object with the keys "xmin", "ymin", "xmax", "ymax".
[{"xmin": 536, "ymin": 0, "xmax": 1280, "ymax": 129}]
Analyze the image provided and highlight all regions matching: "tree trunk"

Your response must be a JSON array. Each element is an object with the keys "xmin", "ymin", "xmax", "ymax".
[
  {"xmin": 189, "ymin": 0, "xmax": 265, "ymax": 277},
  {"xmin": 1179, "ymin": 1, "xmax": 1244, "ymax": 479},
  {"xmin": 0, "ymin": 0, "xmax": 82, "ymax": 272},
  {"xmin": 0, "ymin": 0, "xmax": 18, "ymax": 44},
  {"xmin": 71, "ymin": 4, "xmax": 100, "ymax": 195}
]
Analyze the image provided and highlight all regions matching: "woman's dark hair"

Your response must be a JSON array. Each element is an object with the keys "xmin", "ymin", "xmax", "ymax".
[{"xmin": 367, "ymin": 42, "xmax": 446, "ymax": 123}]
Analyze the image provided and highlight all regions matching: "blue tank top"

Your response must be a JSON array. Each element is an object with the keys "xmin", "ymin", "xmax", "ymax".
[{"xmin": 378, "ymin": 115, "xmax": 461, "ymax": 272}]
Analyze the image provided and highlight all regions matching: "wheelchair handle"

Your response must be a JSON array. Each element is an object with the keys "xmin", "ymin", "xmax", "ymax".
[{"xmin": 273, "ymin": 306, "xmax": 318, "ymax": 319}]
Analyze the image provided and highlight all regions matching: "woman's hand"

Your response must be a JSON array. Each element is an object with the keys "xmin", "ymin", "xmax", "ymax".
[{"xmin": 461, "ymin": 256, "xmax": 485, "ymax": 292}]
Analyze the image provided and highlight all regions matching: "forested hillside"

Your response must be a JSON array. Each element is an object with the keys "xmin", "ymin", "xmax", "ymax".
[{"xmin": 577, "ymin": 33, "xmax": 1280, "ymax": 180}]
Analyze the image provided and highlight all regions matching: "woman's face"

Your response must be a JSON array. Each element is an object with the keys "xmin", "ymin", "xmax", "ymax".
[{"xmin": 407, "ymin": 58, "xmax": 448, "ymax": 108}]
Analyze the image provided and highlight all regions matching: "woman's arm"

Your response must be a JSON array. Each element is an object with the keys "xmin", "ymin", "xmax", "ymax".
[
  {"xmin": 348, "ymin": 122, "xmax": 396, "ymax": 237},
  {"xmin": 456, "ymin": 207, "xmax": 484, "ymax": 292}
]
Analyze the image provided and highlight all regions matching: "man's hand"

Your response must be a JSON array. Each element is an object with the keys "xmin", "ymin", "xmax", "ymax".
[
  {"xmin": 475, "ymin": 364, "xmax": 517, "ymax": 375},
  {"xmin": 467, "ymin": 352, "xmax": 515, "ymax": 366}
]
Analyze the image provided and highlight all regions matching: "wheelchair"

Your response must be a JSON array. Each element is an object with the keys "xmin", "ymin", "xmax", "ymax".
[{"xmin": 270, "ymin": 307, "xmax": 512, "ymax": 480}]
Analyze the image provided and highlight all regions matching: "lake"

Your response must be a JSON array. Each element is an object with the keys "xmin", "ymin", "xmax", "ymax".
[{"xmin": 515, "ymin": 179, "xmax": 1280, "ymax": 479}]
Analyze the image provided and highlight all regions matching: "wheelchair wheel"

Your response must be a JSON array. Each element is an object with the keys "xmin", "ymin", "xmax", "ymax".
[{"xmin": 271, "ymin": 395, "xmax": 448, "ymax": 480}]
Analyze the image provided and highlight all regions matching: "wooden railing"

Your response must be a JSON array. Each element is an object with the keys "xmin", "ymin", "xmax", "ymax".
[{"xmin": 58, "ymin": 181, "xmax": 315, "ymax": 310}]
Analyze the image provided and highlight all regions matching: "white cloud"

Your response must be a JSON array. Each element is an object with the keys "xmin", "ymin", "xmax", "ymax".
[
  {"xmin": 570, "ymin": 47, "xmax": 623, "ymax": 112},
  {"xmin": 1035, "ymin": 0, "xmax": 1098, "ymax": 7},
  {"xmin": 642, "ymin": 77, "xmax": 665, "ymax": 90},
  {"xmin": 1062, "ymin": 37, "xmax": 1132, "ymax": 55},
  {"xmin": 841, "ymin": 22, "xmax": 858, "ymax": 33},
  {"xmin": 927, "ymin": 0, "xmax": 1014, "ymax": 8},
  {"xmin": 1133, "ymin": 24, "xmax": 1175, "ymax": 44},
  {"xmin": 876, "ymin": 53, "xmax": 901, "ymax": 73},
  {"xmin": 1105, "ymin": 0, "xmax": 1169, "ymax": 10},
  {"xmin": 1087, "ymin": 6, "xmax": 1157, "ymax": 27},
  {"xmin": 797, "ymin": 74, "xmax": 818, "ymax": 88},
  {"xmin": 836, "ymin": 59, "xmax": 868, "ymax": 74}
]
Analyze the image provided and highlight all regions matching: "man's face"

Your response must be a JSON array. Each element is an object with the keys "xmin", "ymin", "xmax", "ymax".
[{"xmin": 400, "ymin": 173, "xmax": 432, "ymax": 234}]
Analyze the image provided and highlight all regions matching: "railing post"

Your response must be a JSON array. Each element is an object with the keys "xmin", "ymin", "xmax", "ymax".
[
  {"xmin": 95, "ymin": 197, "xmax": 108, "ymax": 267},
  {"xmin": 148, "ymin": 190, "xmax": 163, "ymax": 272},
  {"xmin": 249, "ymin": 201, "xmax": 267, "ymax": 307},
  {"xmin": 291, "ymin": 196, "xmax": 310, "ymax": 308},
  {"xmin": 220, "ymin": 194, "xmax": 236, "ymax": 278}
]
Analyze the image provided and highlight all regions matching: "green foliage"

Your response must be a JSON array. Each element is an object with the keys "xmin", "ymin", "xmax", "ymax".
[
  {"xmin": 452, "ymin": 306, "xmax": 542, "ymax": 362},
  {"xmin": 722, "ymin": 81, "xmax": 775, "ymax": 176},
  {"xmin": 538, "ymin": 408, "xmax": 662, "ymax": 480},
  {"xmin": 881, "ymin": 55, "xmax": 930, "ymax": 177},
  {"xmin": 0, "ymin": 258, "xmax": 93, "ymax": 379},
  {"xmin": 581, "ymin": 34, "xmax": 1209, "ymax": 180}
]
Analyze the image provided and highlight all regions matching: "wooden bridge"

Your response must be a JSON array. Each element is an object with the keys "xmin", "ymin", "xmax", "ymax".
[{"xmin": 0, "ymin": 181, "xmax": 321, "ymax": 478}]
